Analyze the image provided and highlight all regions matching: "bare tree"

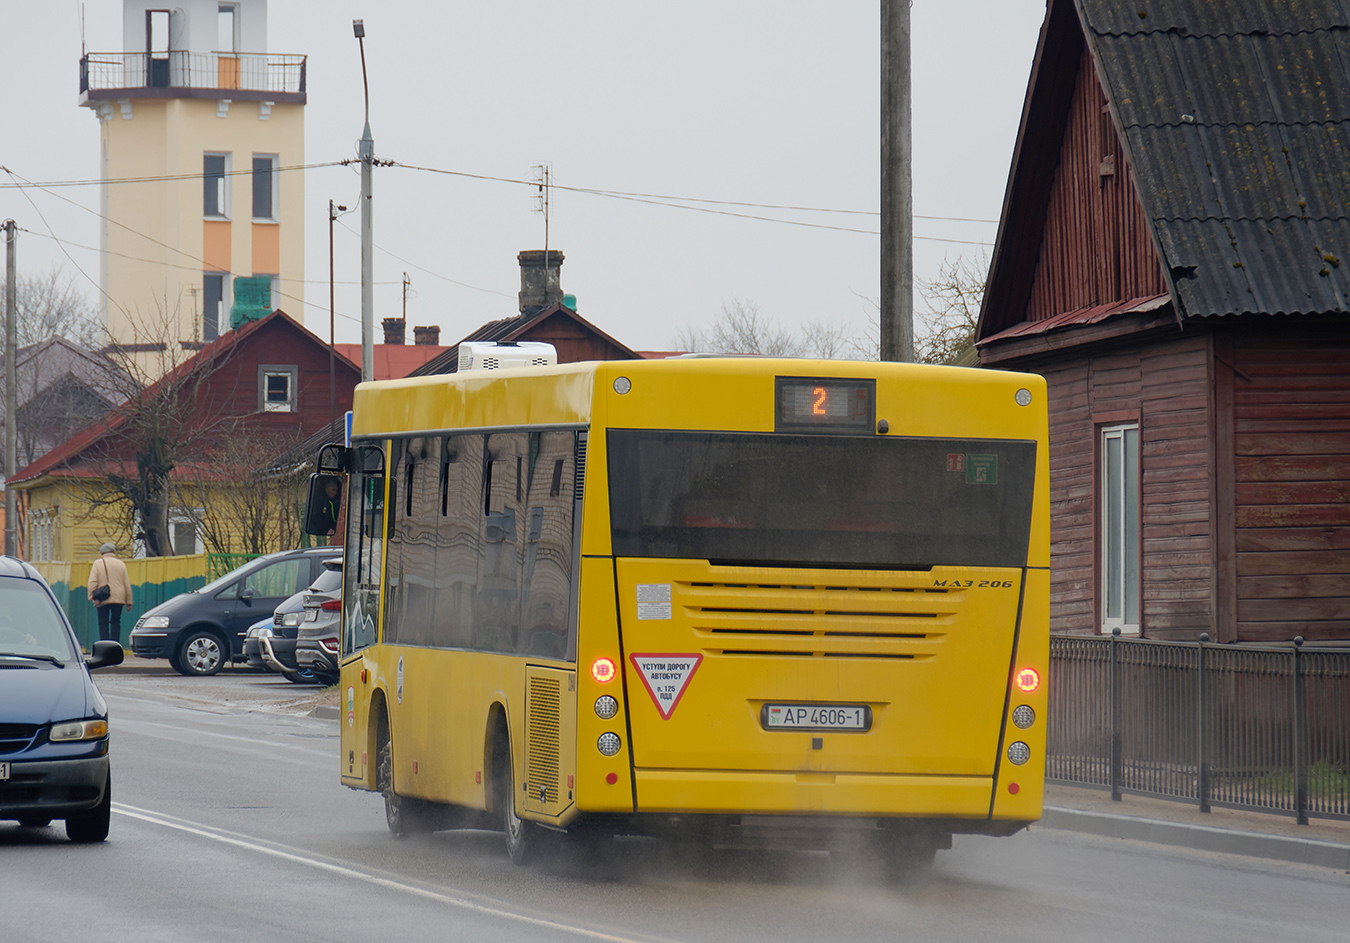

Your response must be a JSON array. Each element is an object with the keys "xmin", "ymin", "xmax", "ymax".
[
  {"xmin": 914, "ymin": 252, "xmax": 987, "ymax": 366},
  {"xmin": 0, "ymin": 264, "xmax": 102, "ymax": 349},
  {"xmin": 674, "ymin": 297, "xmax": 881, "ymax": 360},
  {"xmin": 73, "ymin": 304, "xmax": 246, "ymax": 558},
  {"xmin": 187, "ymin": 427, "xmax": 310, "ymax": 556},
  {"xmin": 674, "ymin": 297, "xmax": 804, "ymax": 356}
]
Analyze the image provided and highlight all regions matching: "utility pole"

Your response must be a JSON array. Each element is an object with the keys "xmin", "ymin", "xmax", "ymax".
[
  {"xmin": 354, "ymin": 19, "xmax": 375, "ymax": 383},
  {"xmin": 402, "ymin": 272, "xmax": 410, "ymax": 322},
  {"xmin": 880, "ymin": 0, "xmax": 914, "ymax": 362},
  {"xmin": 4, "ymin": 219, "xmax": 17, "ymax": 556},
  {"xmin": 329, "ymin": 200, "xmax": 347, "ymax": 424}
]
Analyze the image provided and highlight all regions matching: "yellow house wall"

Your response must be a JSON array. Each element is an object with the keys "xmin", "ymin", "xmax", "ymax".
[{"xmin": 99, "ymin": 95, "xmax": 304, "ymax": 377}]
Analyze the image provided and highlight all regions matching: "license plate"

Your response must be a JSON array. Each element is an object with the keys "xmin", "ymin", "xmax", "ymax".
[
  {"xmin": 761, "ymin": 703, "xmax": 871, "ymax": 732},
  {"xmin": 0, "ymin": 762, "xmax": 9, "ymax": 781},
  {"xmin": 305, "ymin": 609, "xmax": 318, "ymax": 622}
]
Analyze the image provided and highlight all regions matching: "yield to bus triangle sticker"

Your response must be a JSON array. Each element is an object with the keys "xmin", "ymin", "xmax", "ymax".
[{"xmin": 629, "ymin": 653, "xmax": 703, "ymax": 719}]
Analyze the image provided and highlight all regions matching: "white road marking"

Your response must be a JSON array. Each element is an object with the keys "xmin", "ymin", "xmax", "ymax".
[{"xmin": 112, "ymin": 803, "xmax": 678, "ymax": 943}]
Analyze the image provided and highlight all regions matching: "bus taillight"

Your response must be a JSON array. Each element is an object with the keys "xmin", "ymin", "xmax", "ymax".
[
  {"xmin": 1014, "ymin": 667, "xmax": 1040, "ymax": 692},
  {"xmin": 591, "ymin": 657, "xmax": 617, "ymax": 684}
]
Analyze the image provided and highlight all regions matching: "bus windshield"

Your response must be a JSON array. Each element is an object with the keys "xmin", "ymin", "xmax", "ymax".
[{"xmin": 607, "ymin": 430, "xmax": 1037, "ymax": 569}]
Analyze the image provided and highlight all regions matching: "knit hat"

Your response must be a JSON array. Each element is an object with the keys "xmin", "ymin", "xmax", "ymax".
[{"xmin": 99, "ymin": 543, "xmax": 116, "ymax": 554}]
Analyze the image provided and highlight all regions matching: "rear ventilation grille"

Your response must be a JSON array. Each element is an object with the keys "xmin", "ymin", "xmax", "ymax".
[
  {"xmin": 682, "ymin": 580, "xmax": 954, "ymax": 658},
  {"xmin": 525, "ymin": 676, "xmax": 561, "ymax": 805}
]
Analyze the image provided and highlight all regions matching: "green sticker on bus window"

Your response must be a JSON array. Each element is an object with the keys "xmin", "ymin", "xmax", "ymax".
[{"xmin": 966, "ymin": 454, "xmax": 997, "ymax": 484}]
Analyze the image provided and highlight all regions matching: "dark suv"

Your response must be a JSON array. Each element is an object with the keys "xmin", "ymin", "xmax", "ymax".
[
  {"xmin": 130, "ymin": 547, "xmax": 340, "ymax": 676},
  {"xmin": 1, "ymin": 556, "xmax": 123, "ymax": 842}
]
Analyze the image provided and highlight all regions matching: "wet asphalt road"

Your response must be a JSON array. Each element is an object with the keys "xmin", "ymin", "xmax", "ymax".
[{"xmin": 2, "ymin": 669, "xmax": 1348, "ymax": 942}]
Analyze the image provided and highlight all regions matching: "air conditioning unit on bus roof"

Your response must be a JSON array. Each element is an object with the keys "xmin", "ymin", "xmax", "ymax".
[{"xmin": 457, "ymin": 341, "xmax": 558, "ymax": 373}]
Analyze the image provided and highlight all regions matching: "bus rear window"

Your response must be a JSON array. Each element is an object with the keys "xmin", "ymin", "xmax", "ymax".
[{"xmin": 607, "ymin": 430, "xmax": 1037, "ymax": 570}]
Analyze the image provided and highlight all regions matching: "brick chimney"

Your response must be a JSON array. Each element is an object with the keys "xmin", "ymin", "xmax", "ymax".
[
  {"xmin": 382, "ymin": 317, "xmax": 406, "ymax": 345},
  {"xmin": 413, "ymin": 325, "xmax": 441, "ymax": 346},
  {"xmin": 517, "ymin": 249, "xmax": 564, "ymax": 316}
]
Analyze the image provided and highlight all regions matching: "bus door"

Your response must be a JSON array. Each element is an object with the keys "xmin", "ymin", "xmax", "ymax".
[{"xmin": 340, "ymin": 444, "xmax": 385, "ymax": 790}]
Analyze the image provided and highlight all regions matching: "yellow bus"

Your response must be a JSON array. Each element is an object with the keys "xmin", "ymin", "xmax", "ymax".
[{"xmin": 307, "ymin": 354, "xmax": 1048, "ymax": 871}]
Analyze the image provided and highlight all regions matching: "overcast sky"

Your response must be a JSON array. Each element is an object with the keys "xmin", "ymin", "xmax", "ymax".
[{"xmin": 0, "ymin": 1, "xmax": 1047, "ymax": 353}]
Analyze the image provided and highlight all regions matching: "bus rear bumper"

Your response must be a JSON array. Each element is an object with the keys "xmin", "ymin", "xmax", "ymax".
[{"xmin": 631, "ymin": 768, "xmax": 1037, "ymax": 823}]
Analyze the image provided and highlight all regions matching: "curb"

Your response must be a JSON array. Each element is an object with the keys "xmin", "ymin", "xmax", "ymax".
[
  {"xmin": 308, "ymin": 705, "xmax": 339, "ymax": 720},
  {"xmin": 1041, "ymin": 806, "xmax": 1350, "ymax": 870}
]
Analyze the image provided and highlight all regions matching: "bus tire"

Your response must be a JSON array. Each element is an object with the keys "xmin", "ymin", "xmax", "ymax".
[
  {"xmin": 494, "ymin": 721, "xmax": 548, "ymax": 866},
  {"xmin": 377, "ymin": 720, "xmax": 433, "ymax": 838}
]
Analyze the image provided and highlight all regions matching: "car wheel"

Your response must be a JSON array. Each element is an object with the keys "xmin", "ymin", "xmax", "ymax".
[
  {"xmin": 178, "ymin": 630, "xmax": 227, "ymax": 676},
  {"xmin": 284, "ymin": 667, "xmax": 319, "ymax": 684},
  {"xmin": 18, "ymin": 816, "xmax": 52, "ymax": 828},
  {"xmin": 317, "ymin": 672, "xmax": 340, "ymax": 687},
  {"xmin": 67, "ymin": 771, "xmax": 111, "ymax": 843}
]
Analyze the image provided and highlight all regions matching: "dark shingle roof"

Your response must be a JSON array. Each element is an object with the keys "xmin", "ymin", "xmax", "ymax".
[{"xmin": 1083, "ymin": 0, "xmax": 1350, "ymax": 316}]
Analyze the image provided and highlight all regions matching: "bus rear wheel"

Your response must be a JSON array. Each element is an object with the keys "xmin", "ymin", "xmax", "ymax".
[{"xmin": 494, "ymin": 724, "xmax": 551, "ymax": 866}]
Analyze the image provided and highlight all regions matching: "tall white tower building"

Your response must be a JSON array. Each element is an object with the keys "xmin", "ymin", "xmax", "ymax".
[{"xmin": 80, "ymin": 0, "xmax": 305, "ymax": 374}]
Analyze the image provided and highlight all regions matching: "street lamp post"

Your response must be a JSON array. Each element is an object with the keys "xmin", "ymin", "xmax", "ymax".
[{"xmin": 354, "ymin": 19, "xmax": 374, "ymax": 384}]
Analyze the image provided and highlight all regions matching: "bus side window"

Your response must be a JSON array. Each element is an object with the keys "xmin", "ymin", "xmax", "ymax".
[
  {"xmin": 477, "ymin": 433, "xmax": 524, "ymax": 654},
  {"xmin": 400, "ymin": 437, "xmax": 440, "ymax": 647},
  {"xmin": 435, "ymin": 434, "xmax": 480, "ymax": 649},
  {"xmin": 520, "ymin": 432, "xmax": 575, "ymax": 660}
]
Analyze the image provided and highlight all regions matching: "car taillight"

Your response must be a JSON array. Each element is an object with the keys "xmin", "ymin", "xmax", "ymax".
[
  {"xmin": 319, "ymin": 638, "xmax": 339, "ymax": 654},
  {"xmin": 320, "ymin": 600, "xmax": 341, "ymax": 612}
]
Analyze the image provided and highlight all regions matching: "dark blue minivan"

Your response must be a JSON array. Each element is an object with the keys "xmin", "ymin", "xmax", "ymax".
[{"xmin": 0, "ymin": 556, "xmax": 123, "ymax": 842}]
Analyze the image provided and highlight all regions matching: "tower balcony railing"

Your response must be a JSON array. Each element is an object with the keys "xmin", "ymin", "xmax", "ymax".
[{"xmin": 80, "ymin": 51, "xmax": 307, "ymax": 100}]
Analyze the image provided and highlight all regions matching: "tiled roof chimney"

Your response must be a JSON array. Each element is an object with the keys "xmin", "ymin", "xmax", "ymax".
[
  {"xmin": 413, "ymin": 325, "xmax": 440, "ymax": 346},
  {"xmin": 518, "ymin": 250, "xmax": 564, "ymax": 316},
  {"xmin": 382, "ymin": 317, "xmax": 406, "ymax": 345}
]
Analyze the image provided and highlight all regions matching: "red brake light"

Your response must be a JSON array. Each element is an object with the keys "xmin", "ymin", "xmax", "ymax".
[
  {"xmin": 1014, "ymin": 667, "xmax": 1041, "ymax": 693},
  {"xmin": 320, "ymin": 600, "xmax": 342, "ymax": 611},
  {"xmin": 591, "ymin": 657, "xmax": 616, "ymax": 684}
]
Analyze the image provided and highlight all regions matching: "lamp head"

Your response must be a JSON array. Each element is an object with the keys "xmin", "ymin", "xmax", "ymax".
[{"xmin": 352, "ymin": 20, "xmax": 365, "ymax": 38}]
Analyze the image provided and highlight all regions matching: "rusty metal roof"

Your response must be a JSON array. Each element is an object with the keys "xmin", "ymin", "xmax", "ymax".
[{"xmin": 1083, "ymin": 0, "xmax": 1350, "ymax": 316}]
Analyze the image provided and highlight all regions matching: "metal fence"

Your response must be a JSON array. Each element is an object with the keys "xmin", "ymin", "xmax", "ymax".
[
  {"xmin": 1048, "ymin": 632, "xmax": 1350, "ymax": 823},
  {"xmin": 205, "ymin": 553, "xmax": 263, "ymax": 580},
  {"xmin": 80, "ymin": 52, "xmax": 306, "ymax": 95}
]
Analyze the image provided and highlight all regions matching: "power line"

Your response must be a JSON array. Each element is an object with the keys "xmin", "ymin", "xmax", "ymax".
[
  {"xmin": 4, "ymin": 168, "xmax": 356, "ymax": 326},
  {"xmin": 334, "ymin": 218, "xmax": 514, "ymax": 298},
  {"xmin": 391, "ymin": 161, "xmax": 992, "ymax": 242},
  {"xmin": 0, "ymin": 160, "xmax": 347, "ymax": 190}
]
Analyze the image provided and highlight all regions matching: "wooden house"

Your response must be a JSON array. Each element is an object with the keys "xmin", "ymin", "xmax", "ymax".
[
  {"xmin": 9, "ymin": 310, "xmax": 361, "ymax": 561},
  {"xmin": 976, "ymin": 0, "xmax": 1350, "ymax": 642}
]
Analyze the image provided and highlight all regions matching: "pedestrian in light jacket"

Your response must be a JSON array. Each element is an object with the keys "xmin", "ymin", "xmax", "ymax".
[{"xmin": 88, "ymin": 542, "xmax": 133, "ymax": 644}]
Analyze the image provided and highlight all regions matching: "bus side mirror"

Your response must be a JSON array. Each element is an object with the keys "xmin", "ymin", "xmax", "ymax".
[{"xmin": 304, "ymin": 473, "xmax": 345, "ymax": 537}]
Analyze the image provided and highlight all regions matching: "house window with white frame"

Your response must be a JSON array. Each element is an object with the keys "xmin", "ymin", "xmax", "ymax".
[
  {"xmin": 133, "ymin": 507, "xmax": 204, "ymax": 558},
  {"xmin": 29, "ymin": 508, "xmax": 56, "ymax": 562},
  {"xmin": 169, "ymin": 508, "xmax": 205, "ymax": 556},
  {"xmin": 1101, "ymin": 423, "xmax": 1141, "ymax": 635},
  {"xmin": 260, "ymin": 364, "xmax": 298, "ymax": 413},
  {"xmin": 252, "ymin": 154, "xmax": 278, "ymax": 220},
  {"xmin": 204, "ymin": 152, "xmax": 230, "ymax": 218}
]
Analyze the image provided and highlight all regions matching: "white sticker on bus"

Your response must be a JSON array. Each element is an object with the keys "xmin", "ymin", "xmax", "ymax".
[
  {"xmin": 629, "ymin": 653, "xmax": 703, "ymax": 719},
  {"xmin": 636, "ymin": 583, "xmax": 672, "ymax": 620}
]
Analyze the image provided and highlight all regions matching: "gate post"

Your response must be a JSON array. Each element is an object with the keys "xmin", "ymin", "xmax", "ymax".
[
  {"xmin": 1293, "ymin": 636, "xmax": 1307, "ymax": 826},
  {"xmin": 1110, "ymin": 627, "xmax": 1122, "ymax": 802},
  {"xmin": 1198, "ymin": 632, "xmax": 1210, "ymax": 813}
]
